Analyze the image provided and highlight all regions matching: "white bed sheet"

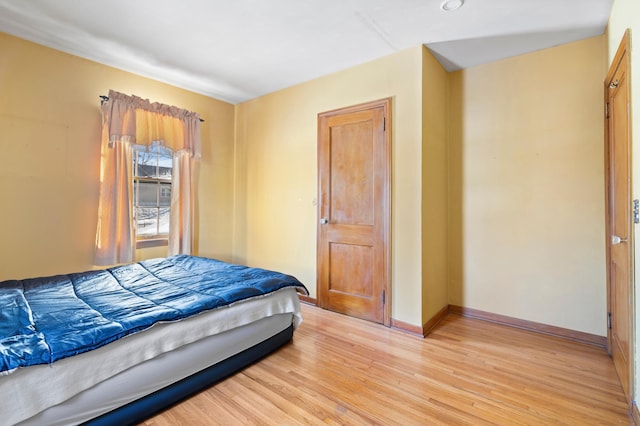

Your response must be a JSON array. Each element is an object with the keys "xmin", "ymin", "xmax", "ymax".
[
  {"xmin": 20, "ymin": 313, "xmax": 294, "ymax": 426},
  {"xmin": 1, "ymin": 287, "xmax": 302, "ymax": 426}
]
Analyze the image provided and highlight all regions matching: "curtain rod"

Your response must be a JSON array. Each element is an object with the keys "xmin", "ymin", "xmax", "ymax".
[{"xmin": 99, "ymin": 96, "xmax": 205, "ymax": 122}]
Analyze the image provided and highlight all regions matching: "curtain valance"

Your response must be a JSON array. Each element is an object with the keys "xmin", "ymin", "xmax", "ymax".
[
  {"xmin": 101, "ymin": 90, "xmax": 201, "ymax": 158},
  {"xmin": 95, "ymin": 90, "xmax": 202, "ymax": 266}
]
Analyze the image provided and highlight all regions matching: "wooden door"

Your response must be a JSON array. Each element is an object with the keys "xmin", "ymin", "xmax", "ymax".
[
  {"xmin": 317, "ymin": 98, "xmax": 391, "ymax": 325},
  {"xmin": 605, "ymin": 30, "xmax": 633, "ymax": 402}
]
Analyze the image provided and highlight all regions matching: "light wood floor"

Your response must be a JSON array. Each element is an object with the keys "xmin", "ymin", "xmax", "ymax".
[{"xmin": 143, "ymin": 303, "xmax": 630, "ymax": 425}]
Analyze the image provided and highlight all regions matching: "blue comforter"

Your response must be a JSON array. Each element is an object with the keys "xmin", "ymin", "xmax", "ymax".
[{"xmin": 0, "ymin": 255, "xmax": 307, "ymax": 373}]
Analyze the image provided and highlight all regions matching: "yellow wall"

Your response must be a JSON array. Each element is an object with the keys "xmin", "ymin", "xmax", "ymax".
[
  {"xmin": 448, "ymin": 35, "xmax": 608, "ymax": 335},
  {"xmin": 421, "ymin": 47, "xmax": 449, "ymax": 324},
  {"xmin": 607, "ymin": 0, "xmax": 640, "ymax": 406},
  {"xmin": 235, "ymin": 46, "xmax": 426, "ymax": 326},
  {"xmin": 0, "ymin": 32, "xmax": 236, "ymax": 280},
  {"xmin": 0, "ymin": 28, "xmax": 612, "ymax": 337}
]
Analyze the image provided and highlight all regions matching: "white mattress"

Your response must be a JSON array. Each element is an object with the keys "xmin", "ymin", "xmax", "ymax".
[{"xmin": 2, "ymin": 287, "xmax": 302, "ymax": 426}]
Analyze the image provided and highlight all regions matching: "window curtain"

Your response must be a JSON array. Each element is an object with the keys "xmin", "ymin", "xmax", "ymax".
[{"xmin": 94, "ymin": 90, "xmax": 201, "ymax": 265}]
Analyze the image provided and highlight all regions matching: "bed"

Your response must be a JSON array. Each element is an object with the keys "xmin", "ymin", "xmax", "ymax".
[{"xmin": 0, "ymin": 255, "xmax": 308, "ymax": 425}]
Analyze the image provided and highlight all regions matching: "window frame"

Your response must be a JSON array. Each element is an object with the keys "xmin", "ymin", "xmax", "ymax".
[{"xmin": 132, "ymin": 143, "xmax": 173, "ymax": 249}]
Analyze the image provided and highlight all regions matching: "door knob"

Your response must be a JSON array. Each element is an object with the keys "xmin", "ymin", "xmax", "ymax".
[
  {"xmin": 611, "ymin": 235, "xmax": 628, "ymax": 245},
  {"xmin": 320, "ymin": 218, "xmax": 329, "ymax": 224}
]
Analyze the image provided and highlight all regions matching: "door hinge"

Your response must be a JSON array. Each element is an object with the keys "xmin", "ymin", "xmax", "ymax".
[
  {"xmin": 383, "ymin": 117, "xmax": 386, "ymax": 132},
  {"xmin": 605, "ymin": 102, "xmax": 609, "ymax": 119},
  {"xmin": 382, "ymin": 290, "xmax": 385, "ymax": 305},
  {"xmin": 608, "ymin": 312, "xmax": 612, "ymax": 330}
]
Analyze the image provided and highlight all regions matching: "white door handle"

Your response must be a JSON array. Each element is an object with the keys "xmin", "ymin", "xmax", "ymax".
[
  {"xmin": 320, "ymin": 218, "xmax": 329, "ymax": 224},
  {"xmin": 611, "ymin": 235, "xmax": 628, "ymax": 245}
]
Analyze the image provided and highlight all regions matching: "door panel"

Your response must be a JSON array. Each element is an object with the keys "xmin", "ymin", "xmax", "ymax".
[
  {"xmin": 329, "ymin": 120, "xmax": 374, "ymax": 226},
  {"xmin": 329, "ymin": 243, "xmax": 373, "ymax": 296},
  {"xmin": 317, "ymin": 99, "xmax": 390, "ymax": 325},
  {"xmin": 605, "ymin": 31, "xmax": 632, "ymax": 402}
]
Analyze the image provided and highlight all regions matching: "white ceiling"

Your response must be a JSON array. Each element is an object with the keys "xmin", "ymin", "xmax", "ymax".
[{"xmin": 0, "ymin": 0, "xmax": 613, "ymax": 104}]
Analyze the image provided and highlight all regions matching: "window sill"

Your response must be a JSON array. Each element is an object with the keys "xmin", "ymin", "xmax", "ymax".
[{"xmin": 136, "ymin": 238, "xmax": 168, "ymax": 249}]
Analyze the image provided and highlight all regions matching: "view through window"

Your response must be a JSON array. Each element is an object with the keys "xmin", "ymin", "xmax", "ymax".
[{"xmin": 133, "ymin": 141, "xmax": 173, "ymax": 240}]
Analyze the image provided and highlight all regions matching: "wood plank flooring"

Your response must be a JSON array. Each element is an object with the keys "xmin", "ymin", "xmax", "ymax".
[{"xmin": 142, "ymin": 304, "xmax": 630, "ymax": 425}]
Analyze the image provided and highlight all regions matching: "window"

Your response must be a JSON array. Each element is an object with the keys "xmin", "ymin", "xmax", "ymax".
[{"xmin": 133, "ymin": 141, "xmax": 173, "ymax": 245}]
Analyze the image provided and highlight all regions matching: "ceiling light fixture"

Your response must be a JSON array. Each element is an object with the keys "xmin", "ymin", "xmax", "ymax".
[{"xmin": 440, "ymin": 0, "xmax": 464, "ymax": 11}]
